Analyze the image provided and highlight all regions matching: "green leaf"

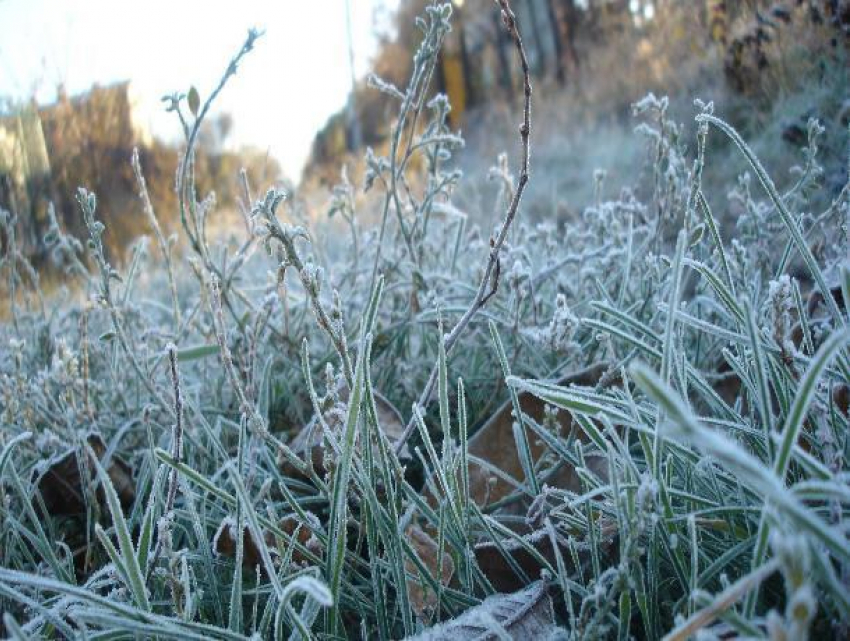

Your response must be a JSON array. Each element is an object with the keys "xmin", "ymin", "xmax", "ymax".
[
  {"xmin": 687, "ymin": 222, "xmax": 705, "ymax": 247},
  {"xmin": 188, "ymin": 86, "xmax": 201, "ymax": 116},
  {"xmin": 175, "ymin": 343, "xmax": 219, "ymax": 362},
  {"xmin": 86, "ymin": 443, "xmax": 150, "ymax": 611}
]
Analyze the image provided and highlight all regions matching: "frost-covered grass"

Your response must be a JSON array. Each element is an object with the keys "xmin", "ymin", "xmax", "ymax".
[{"xmin": 1, "ymin": 3, "xmax": 849, "ymax": 640}]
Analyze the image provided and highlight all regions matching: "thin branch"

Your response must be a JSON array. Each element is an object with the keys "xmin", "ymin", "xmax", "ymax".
[
  {"xmin": 176, "ymin": 29, "xmax": 261, "ymax": 261},
  {"xmin": 395, "ymin": 0, "xmax": 532, "ymax": 455}
]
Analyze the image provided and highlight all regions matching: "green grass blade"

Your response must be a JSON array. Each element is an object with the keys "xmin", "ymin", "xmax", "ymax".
[{"xmin": 86, "ymin": 443, "xmax": 150, "ymax": 611}]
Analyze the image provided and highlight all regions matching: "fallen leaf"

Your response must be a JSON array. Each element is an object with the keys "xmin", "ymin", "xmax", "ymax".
[
  {"xmin": 286, "ymin": 401, "xmax": 347, "ymax": 474},
  {"xmin": 420, "ymin": 364, "xmax": 616, "ymax": 591},
  {"xmin": 449, "ymin": 363, "xmax": 609, "ymax": 513},
  {"xmin": 832, "ymin": 384, "xmax": 849, "ymax": 416},
  {"xmin": 406, "ymin": 580, "xmax": 562, "ymax": 640},
  {"xmin": 286, "ymin": 386, "xmax": 409, "ymax": 476},
  {"xmin": 807, "ymin": 283, "xmax": 845, "ymax": 318},
  {"xmin": 213, "ymin": 517, "xmax": 269, "ymax": 569},
  {"xmin": 711, "ymin": 357, "xmax": 743, "ymax": 409},
  {"xmin": 405, "ymin": 524, "xmax": 455, "ymax": 623},
  {"xmin": 33, "ymin": 433, "xmax": 134, "ymax": 517},
  {"xmin": 213, "ymin": 515, "xmax": 314, "ymax": 569}
]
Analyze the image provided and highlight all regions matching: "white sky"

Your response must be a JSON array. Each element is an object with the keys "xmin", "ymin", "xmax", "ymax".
[{"xmin": 0, "ymin": 0, "xmax": 398, "ymax": 180}]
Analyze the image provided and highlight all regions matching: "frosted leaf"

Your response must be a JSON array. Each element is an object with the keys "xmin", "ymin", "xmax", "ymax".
[
  {"xmin": 548, "ymin": 294, "xmax": 579, "ymax": 352},
  {"xmin": 632, "ymin": 92, "xmax": 668, "ymax": 116},
  {"xmin": 764, "ymin": 276, "xmax": 796, "ymax": 346},
  {"xmin": 366, "ymin": 73, "xmax": 406, "ymax": 101},
  {"xmin": 406, "ymin": 581, "xmax": 560, "ymax": 641}
]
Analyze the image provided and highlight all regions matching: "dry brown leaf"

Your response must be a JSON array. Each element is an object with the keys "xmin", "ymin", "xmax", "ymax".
[
  {"xmin": 404, "ymin": 524, "xmax": 455, "ymax": 623},
  {"xmin": 833, "ymin": 384, "xmax": 850, "ymax": 416},
  {"xmin": 286, "ymin": 401, "xmax": 347, "ymax": 474},
  {"xmin": 448, "ymin": 363, "xmax": 609, "ymax": 513},
  {"xmin": 415, "ymin": 364, "xmax": 620, "ymax": 591},
  {"xmin": 712, "ymin": 356, "xmax": 744, "ymax": 409},
  {"xmin": 213, "ymin": 515, "xmax": 314, "ymax": 569},
  {"xmin": 806, "ymin": 284, "xmax": 845, "ymax": 320},
  {"xmin": 286, "ymin": 386, "xmax": 408, "ymax": 477},
  {"xmin": 213, "ymin": 518, "xmax": 268, "ymax": 569},
  {"xmin": 406, "ymin": 580, "xmax": 561, "ymax": 640},
  {"xmin": 33, "ymin": 433, "xmax": 134, "ymax": 517}
]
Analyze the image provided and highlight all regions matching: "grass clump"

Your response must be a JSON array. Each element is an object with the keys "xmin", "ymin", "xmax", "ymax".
[{"xmin": 1, "ymin": 2, "xmax": 849, "ymax": 639}]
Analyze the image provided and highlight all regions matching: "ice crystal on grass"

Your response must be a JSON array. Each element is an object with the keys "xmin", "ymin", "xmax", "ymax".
[{"xmin": 0, "ymin": 2, "xmax": 849, "ymax": 639}]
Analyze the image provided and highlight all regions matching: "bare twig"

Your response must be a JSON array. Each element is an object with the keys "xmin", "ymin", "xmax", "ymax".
[
  {"xmin": 176, "ymin": 29, "xmax": 261, "ymax": 262},
  {"xmin": 171, "ymin": 29, "xmax": 261, "ymax": 333},
  {"xmin": 394, "ymin": 0, "xmax": 532, "ymax": 455},
  {"xmin": 367, "ymin": 6, "xmax": 453, "ymax": 293}
]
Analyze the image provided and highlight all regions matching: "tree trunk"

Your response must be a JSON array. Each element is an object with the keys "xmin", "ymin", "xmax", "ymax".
[{"xmin": 547, "ymin": 0, "xmax": 566, "ymax": 84}]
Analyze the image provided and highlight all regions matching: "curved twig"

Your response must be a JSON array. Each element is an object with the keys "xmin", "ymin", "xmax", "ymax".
[{"xmin": 395, "ymin": 0, "xmax": 532, "ymax": 455}]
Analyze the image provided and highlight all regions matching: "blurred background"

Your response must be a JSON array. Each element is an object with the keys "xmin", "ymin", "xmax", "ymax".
[{"xmin": 1, "ymin": 0, "xmax": 848, "ymax": 271}]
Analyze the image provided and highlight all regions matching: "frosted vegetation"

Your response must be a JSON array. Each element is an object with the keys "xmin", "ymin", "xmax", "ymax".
[{"xmin": 1, "ymin": 2, "xmax": 849, "ymax": 639}]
